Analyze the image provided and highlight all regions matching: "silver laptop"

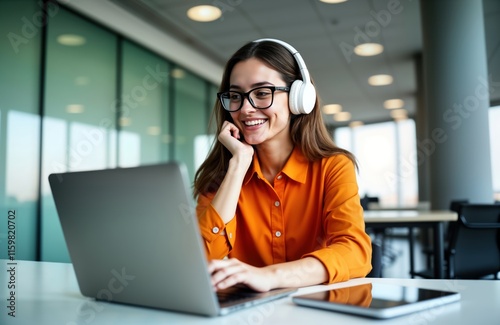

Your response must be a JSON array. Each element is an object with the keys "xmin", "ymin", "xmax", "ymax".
[{"xmin": 49, "ymin": 162, "xmax": 295, "ymax": 317}]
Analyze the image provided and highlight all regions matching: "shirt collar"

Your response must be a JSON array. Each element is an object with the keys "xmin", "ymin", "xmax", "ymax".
[{"xmin": 243, "ymin": 146, "xmax": 309, "ymax": 185}]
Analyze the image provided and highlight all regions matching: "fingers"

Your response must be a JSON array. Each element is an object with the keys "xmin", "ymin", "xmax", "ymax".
[
  {"xmin": 208, "ymin": 259, "xmax": 273, "ymax": 292},
  {"xmin": 219, "ymin": 121, "xmax": 240, "ymax": 141},
  {"xmin": 208, "ymin": 258, "xmax": 249, "ymax": 290},
  {"xmin": 217, "ymin": 122, "xmax": 254, "ymax": 163},
  {"xmin": 217, "ymin": 122, "xmax": 241, "ymax": 153},
  {"xmin": 208, "ymin": 258, "xmax": 246, "ymax": 290}
]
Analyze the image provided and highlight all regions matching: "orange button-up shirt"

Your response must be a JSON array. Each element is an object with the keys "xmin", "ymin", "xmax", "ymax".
[{"xmin": 196, "ymin": 147, "xmax": 372, "ymax": 284}]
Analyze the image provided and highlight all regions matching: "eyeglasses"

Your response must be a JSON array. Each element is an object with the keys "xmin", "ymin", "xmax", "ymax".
[{"xmin": 217, "ymin": 86, "xmax": 290, "ymax": 112}]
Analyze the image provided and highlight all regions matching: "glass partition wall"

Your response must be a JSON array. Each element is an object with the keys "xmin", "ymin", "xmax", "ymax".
[
  {"xmin": 0, "ymin": 0, "xmax": 43, "ymax": 261},
  {"xmin": 0, "ymin": 1, "xmax": 216, "ymax": 262},
  {"xmin": 41, "ymin": 8, "xmax": 119, "ymax": 261},
  {"xmin": 119, "ymin": 40, "xmax": 171, "ymax": 167}
]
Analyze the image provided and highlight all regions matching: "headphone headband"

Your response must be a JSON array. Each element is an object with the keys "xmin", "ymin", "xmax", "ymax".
[
  {"xmin": 253, "ymin": 38, "xmax": 311, "ymax": 84},
  {"xmin": 252, "ymin": 38, "xmax": 316, "ymax": 114}
]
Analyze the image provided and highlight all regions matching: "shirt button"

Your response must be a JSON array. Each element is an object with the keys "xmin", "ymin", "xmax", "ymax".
[
  {"xmin": 277, "ymin": 175, "xmax": 282, "ymax": 180},
  {"xmin": 274, "ymin": 201, "xmax": 280, "ymax": 207},
  {"xmin": 275, "ymin": 231, "xmax": 282, "ymax": 237},
  {"xmin": 229, "ymin": 233, "xmax": 233, "ymax": 239},
  {"xmin": 212, "ymin": 227, "xmax": 219, "ymax": 234}
]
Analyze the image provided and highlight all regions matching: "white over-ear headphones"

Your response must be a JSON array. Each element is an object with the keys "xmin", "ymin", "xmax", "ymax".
[{"xmin": 253, "ymin": 38, "xmax": 316, "ymax": 115}]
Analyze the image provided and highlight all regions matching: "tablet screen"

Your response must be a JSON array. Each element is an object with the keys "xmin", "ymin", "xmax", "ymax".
[{"xmin": 292, "ymin": 283, "xmax": 460, "ymax": 319}]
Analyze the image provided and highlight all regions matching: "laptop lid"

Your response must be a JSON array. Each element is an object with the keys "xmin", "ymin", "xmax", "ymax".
[
  {"xmin": 49, "ymin": 162, "xmax": 295, "ymax": 317},
  {"xmin": 49, "ymin": 162, "xmax": 221, "ymax": 316}
]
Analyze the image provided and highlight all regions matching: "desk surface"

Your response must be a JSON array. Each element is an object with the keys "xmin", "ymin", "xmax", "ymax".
[
  {"xmin": 368, "ymin": 201, "xmax": 431, "ymax": 211},
  {"xmin": 364, "ymin": 210, "xmax": 458, "ymax": 223},
  {"xmin": 1, "ymin": 260, "xmax": 499, "ymax": 325}
]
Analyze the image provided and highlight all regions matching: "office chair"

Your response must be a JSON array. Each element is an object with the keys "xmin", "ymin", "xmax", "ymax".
[
  {"xmin": 447, "ymin": 204, "xmax": 500, "ymax": 279},
  {"xmin": 363, "ymin": 196, "xmax": 399, "ymax": 268},
  {"xmin": 367, "ymin": 242, "xmax": 382, "ymax": 278},
  {"xmin": 414, "ymin": 199, "xmax": 468, "ymax": 279}
]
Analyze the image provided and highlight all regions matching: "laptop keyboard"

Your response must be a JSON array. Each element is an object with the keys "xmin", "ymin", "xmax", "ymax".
[{"xmin": 216, "ymin": 286, "xmax": 261, "ymax": 304}]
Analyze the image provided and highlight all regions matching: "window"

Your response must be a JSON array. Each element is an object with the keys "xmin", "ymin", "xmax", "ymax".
[
  {"xmin": 489, "ymin": 105, "xmax": 500, "ymax": 201},
  {"xmin": 41, "ymin": 8, "xmax": 118, "ymax": 261},
  {"xmin": 335, "ymin": 120, "xmax": 418, "ymax": 207},
  {"xmin": 173, "ymin": 68, "xmax": 212, "ymax": 181},
  {"xmin": 0, "ymin": 0, "xmax": 42, "ymax": 260},
  {"xmin": 119, "ymin": 40, "xmax": 170, "ymax": 167},
  {"xmin": 1, "ymin": 2, "xmax": 217, "ymax": 262}
]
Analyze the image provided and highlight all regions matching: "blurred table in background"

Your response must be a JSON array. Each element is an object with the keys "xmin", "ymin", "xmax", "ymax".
[{"xmin": 364, "ymin": 209, "xmax": 457, "ymax": 279}]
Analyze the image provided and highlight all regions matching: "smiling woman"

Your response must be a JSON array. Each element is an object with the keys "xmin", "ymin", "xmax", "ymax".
[{"xmin": 193, "ymin": 39, "xmax": 372, "ymax": 293}]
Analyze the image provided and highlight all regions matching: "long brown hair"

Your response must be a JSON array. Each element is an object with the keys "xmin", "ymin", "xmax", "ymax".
[{"xmin": 193, "ymin": 40, "xmax": 356, "ymax": 197}]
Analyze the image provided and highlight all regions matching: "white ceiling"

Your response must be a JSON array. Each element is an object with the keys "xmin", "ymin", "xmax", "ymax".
[{"xmin": 111, "ymin": 0, "xmax": 500, "ymax": 126}]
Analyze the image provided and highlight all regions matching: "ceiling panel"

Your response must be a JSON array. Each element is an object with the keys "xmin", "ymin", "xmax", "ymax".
[{"xmin": 111, "ymin": 0, "xmax": 500, "ymax": 124}]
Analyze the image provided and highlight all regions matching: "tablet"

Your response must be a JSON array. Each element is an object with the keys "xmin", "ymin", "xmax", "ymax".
[{"xmin": 292, "ymin": 283, "xmax": 460, "ymax": 319}]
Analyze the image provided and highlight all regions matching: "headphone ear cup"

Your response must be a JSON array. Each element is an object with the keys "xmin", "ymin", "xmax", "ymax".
[
  {"xmin": 301, "ymin": 82, "xmax": 316, "ymax": 114},
  {"xmin": 288, "ymin": 80, "xmax": 302, "ymax": 115},
  {"xmin": 289, "ymin": 80, "xmax": 316, "ymax": 115}
]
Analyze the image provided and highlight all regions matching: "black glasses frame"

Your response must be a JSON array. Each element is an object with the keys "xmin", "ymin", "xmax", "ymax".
[{"xmin": 217, "ymin": 86, "xmax": 290, "ymax": 112}]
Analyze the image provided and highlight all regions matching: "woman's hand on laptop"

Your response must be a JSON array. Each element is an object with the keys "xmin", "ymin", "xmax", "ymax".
[
  {"xmin": 208, "ymin": 257, "xmax": 328, "ymax": 292},
  {"xmin": 208, "ymin": 258, "xmax": 274, "ymax": 292}
]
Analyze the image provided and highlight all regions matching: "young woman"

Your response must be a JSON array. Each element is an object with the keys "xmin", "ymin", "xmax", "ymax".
[{"xmin": 194, "ymin": 39, "xmax": 372, "ymax": 293}]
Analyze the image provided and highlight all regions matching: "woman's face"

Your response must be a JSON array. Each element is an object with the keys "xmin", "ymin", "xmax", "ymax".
[{"xmin": 228, "ymin": 58, "xmax": 291, "ymax": 146}]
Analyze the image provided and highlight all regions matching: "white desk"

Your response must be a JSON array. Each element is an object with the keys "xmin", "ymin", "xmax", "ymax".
[
  {"xmin": 364, "ymin": 210, "xmax": 458, "ymax": 279},
  {"xmin": 367, "ymin": 201, "xmax": 431, "ymax": 211},
  {"xmin": 1, "ymin": 260, "xmax": 499, "ymax": 325}
]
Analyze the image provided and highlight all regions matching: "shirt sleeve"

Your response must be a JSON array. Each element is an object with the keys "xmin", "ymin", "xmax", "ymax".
[
  {"xmin": 302, "ymin": 155, "xmax": 372, "ymax": 283},
  {"xmin": 196, "ymin": 192, "xmax": 237, "ymax": 259}
]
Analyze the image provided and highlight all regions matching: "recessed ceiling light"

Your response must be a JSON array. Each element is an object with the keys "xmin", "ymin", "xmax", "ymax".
[
  {"xmin": 319, "ymin": 0, "xmax": 348, "ymax": 3},
  {"xmin": 349, "ymin": 121, "xmax": 364, "ymax": 128},
  {"xmin": 334, "ymin": 111, "xmax": 352, "ymax": 122},
  {"xmin": 119, "ymin": 117, "xmax": 132, "ymax": 127},
  {"xmin": 322, "ymin": 104, "xmax": 342, "ymax": 114},
  {"xmin": 74, "ymin": 76, "xmax": 89, "ymax": 86},
  {"xmin": 66, "ymin": 104, "xmax": 84, "ymax": 114},
  {"xmin": 368, "ymin": 74, "xmax": 393, "ymax": 86},
  {"xmin": 162, "ymin": 134, "xmax": 173, "ymax": 144},
  {"xmin": 384, "ymin": 99, "xmax": 404, "ymax": 109},
  {"xmin": 57, "ymin": 34, "xmax": 86, "ymax": 46},
  {"xmin": 390, "ymin": 108, "xmax": 408, "ymax": 119},
  {"xmin": 187, "ymin": 5, "xmax": 222, "ymax": 22},
  {"xmin": 147, "ymin": 126, "xmax": 161, "ymax": 136},
  {"xmin": 171, "ymin": 68, "xmax": 185, "ymax": 79},
  {"xmin": 354, "ymin": 43, "xmax": 384, "ymax": 56}
]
